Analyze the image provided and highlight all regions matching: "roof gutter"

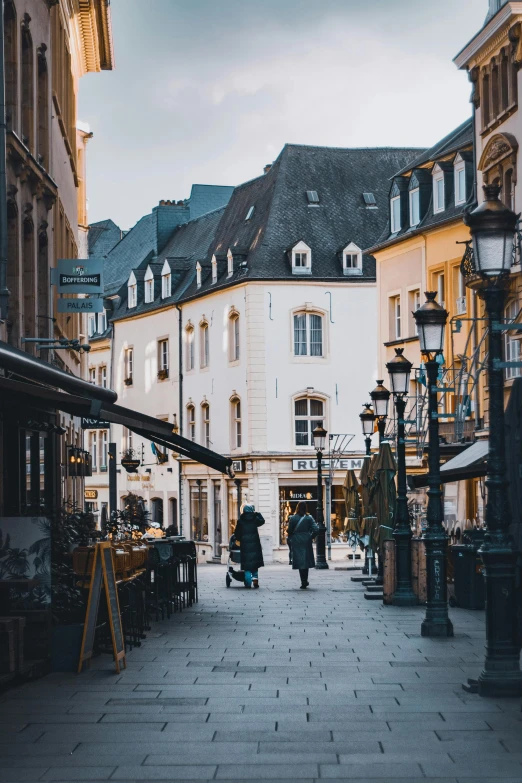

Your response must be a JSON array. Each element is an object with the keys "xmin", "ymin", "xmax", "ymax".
[{"xmin": 366, "ymin": 214, "xmax": 465, "ymax": 256}]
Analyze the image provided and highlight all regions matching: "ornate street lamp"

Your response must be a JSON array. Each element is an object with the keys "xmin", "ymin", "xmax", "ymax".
[
  {"xmin": 386, "ymin": 348, "xmax": 416, "ymax": 606},
  {"xmin": 413, "ymin": 293, "xmax": 453, "ymax": 637},
  {"xmin": 462, "ymin": 184, "xmax": 522, "ymax": 697},
  {"xmin": 313, "ymin": 424, "xmax": 328, "ymax": 570},
  {"xmin": 370, "ymin": 381, "xmax": 390, "ymax": 443},
  {"xmin": 360, "ymin": 404, "xmax": 375, "ymax": 456}
]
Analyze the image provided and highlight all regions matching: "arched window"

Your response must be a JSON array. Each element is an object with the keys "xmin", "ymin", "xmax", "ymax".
[
  {"xmin": 229, "ymin": 312, "xmax": 240, "ymax": 362},
  {"xmin": 144, "ymin": 266, "xmax": 154, "ymax": 303},
  {"xmin": 127, "ymin": 271, "xmax": 137, "ymax": 308},
  {"xmin": 196, "ymin": 261, "xmax": 202, "ymax": 289},
  {"xmin": 491, "ymin": 60, "xmax": 499, "ymax": 118},
  {"xmin": 231, "ymin": 397, "xmax": 242, "ymax": 449},
  {"xmin": 201, "ymin": 402, "xmax": 210, "ymax": 447},
  {"xmin": 161, "ymin": 260, "xmax": 171, "ymax": 298},
  {"xmin": 294, "ymin": 396, "xmax": 325, "ymax": 447},
  {"xmin": 22, "ymin": 216, "xmax": 35, "ymax": 346},
  {"xmin": 482, "ymin": 71, "xmax": 491, "ymax": 128},
  {"xmin": 185, "ymin": 324, "xmax": 195, "ymax": 371},
  {"xmin": 4, "ymin": 2, "xmax": 17, "ymax": 132},
  {"xmin": 151, "ymin": 497, "xmax": 164, "ymax": 527},
  {"xmin": 504, "ymin": 299, "xmax": 521, "ymax": 380},
  {"xmin": 169, "ymin": 498, "xmax": 178, "ymax": 532},
  {"xmin": 21, "ymin": 16, "xmax": 34, "ymax": 151},
  {"xmin": 200, "ymin": 320, "xmax": 209, "ymax": 368},
  {"xmin": 293, "ymin": 310, "xmax": 323, "ymax": 357},
  {"xmin": 37, "ymin": 44, "xmax": 49, "ymax": 167},
  {"xmin": 500, "ymin": 51, "xmax": 509, "ymax": 112},
  {"xmin": 227, "ymin": 249, "xmax": 233, "ymax": 277},
  {"xmin": 187, "ymin": 403, "xmax": 196, "ymax": 442}
]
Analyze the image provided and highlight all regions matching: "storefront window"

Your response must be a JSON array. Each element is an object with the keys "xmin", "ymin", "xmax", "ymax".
[
  {"xmin": 330, "ymin": 484, "xmax": 348, "ymax": 542},
  {"xmin": 21, "ymin": 430, "xmax": 52, "ymax": 515},
  {"xmin": 227, "ymin": 481, "xmax": 246, "ymax": 542},
  {"xmin": 190, "ymin": 480, "xmax": 208, "ymax": 541},
  {"xmin": 213, "ymin": 482, "xmax": 222, "ymax": 547},
  {"xmin": 279, "ymin": 485, "xmax": 317, "ymax": 544}
]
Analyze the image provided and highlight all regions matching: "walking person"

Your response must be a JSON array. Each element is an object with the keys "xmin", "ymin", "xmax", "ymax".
[
  {"xmin": 287, "ymin": 501, "xmax": 320, "ymax": 589},
  {"xmin": 234, "ymin": 504, "xmax": 265, "ymax": 588}
]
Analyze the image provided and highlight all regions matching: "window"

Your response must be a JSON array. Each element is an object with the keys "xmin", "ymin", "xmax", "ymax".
[
  {"xmin": 98, "ymin": 366, "xmax": 107, "ymax": 388},
  {"xmin": 294, "ymin": 397, "xmax": 325, "ymax": 447},
  {"xmin": 200, "ymin": 322, "xmax": 209, "ymax": 368},
  {"xmin": 229, "ymin": 314, "xmax": 240, "ymax": 362},
  {"xmin": 89, "ymin": 367, "xmax": 96, "ymax": 384},
  {"xmin": 122, "ymin": 427, "xmax": 133, "ymax": 452},
  {"xmin": 100, "ymin": 430, "xmax": 108, "ymax": 471},
  {"xmin": 231, "ymin": 398, "xmax": 242, "ymax": 449},
  {"xmin": 245, "ymin": 206, "xmax": 255, "ymax": 220},
  {"xmin": 161, "ymin": 264, "xmax": 171, "ymax": 298},
  {"xmin": 363, "ymin": 192, "xmax": 377, "ymax": 209},
  {"xmin": 390, "ymin": 295, "xmax": 401, "ymax": 340},
  {"xmin": 504, "ymin": 299, "xmax": 521, "ymax": 380},
  {"xmin": 227, "ymin": 249, "xmax": 233, "ymax": 277},
  {"xmin": 436, "ymin": 273, "xmax": 445, "ymax": 308},
  {"xmin": 201, "ymin": 402, "xmax": 210, "ymax": 447},
  {"xmin": 391, "ymin": 196, "xmax": 401, "ymax": 233},
  {"xmin": 409, "ymin": 289, "xmax": 421, "ymax": 336},
  {"xmin": 196, "ymin": 262, "xmax": 202, "ymax": 289},
  {"xmin": 88, "ymin": 311, "xmax": 106, "ymax": 337},
  {"xmin": 21, "ymin": 21, "xmax": 34, "ymax": 151},
  {"xmin": 409, "ymin": 188, "xmax": 420, "ymax": 227},
  {"xmin": 455, "ymin": 159, "xmax": 467, "ymax": 205},
  {"xmin": 187, "ymin": 404, "xmax": 196, "ymax": 442},
  {"xmin": 504, "ymin": 168, "xmax": 514, "ymax": 210},
  {"xmin": 306, "ymin": 190, "xmax": 319, "ymax": 204},
  {"xmin": 158, "ymin": 339, "xmax": 169, "ymax": 378},
  {"xmin": 295, "ymin": 252, "xmax": 308, "ymax": 267},
  {"xmin": 186, "ymin": 326, "xmax": 195, "ymax": 371},
  {"xmin": 88, "ymin": 314, "xmax": 96, "ymax": 338},
  {"xmin": 291, "ymin": 242, "xmax": 312, "ymax": 275},
  {"xmin": 98, "ymin": 310, "xmax": 107, "ymax": 334},
  {"xmin": 125, "ymin": 347, "xmax": 133, "ymax": 383},
  {"xmin": 211, "ymin": 255, "xmax": 217, "ymax": 283},
  {"xmin": 293, "ymin": 312, "xmax": 323, "ymax": 357},
  {"xmin": 89, "ymin": 431, "xmax": 97, "ymax": 471},
  {"xmin": 144, "ymin": 267, "xmax": 154, "ymax": 303},
  {"xmin": 342, "ymin": 242, "xmax": 362, "ymax": 275},
  {"xmin": 128, "ymin": 272, "xmax": 137, "ymax": 308},
  {"xmin": 345, "ymin": 253, "xmax": 359, "ymax": 268},
  {"xmin": 151, "ymin": 498, "xmax": 164, "ymax": 527},
  {"xmin": 433, "ymin": 168, "xmax": 445, "ymax": 213}
]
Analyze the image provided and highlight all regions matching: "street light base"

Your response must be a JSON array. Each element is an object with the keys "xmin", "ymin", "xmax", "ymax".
[
  {"xmin": 421, "ymin": 617, "xmax": 454, "ymax": 638},
  {"xmin": 315, "ymin": 561, "xmax": 329, "ymax": 570},
  {"xmin": 463, "ymin": 674, "xmax": 522, "ymax": 698},
  {"xmin": 392, "ymin": 591, "xmax": 417, "ymax": 607}
]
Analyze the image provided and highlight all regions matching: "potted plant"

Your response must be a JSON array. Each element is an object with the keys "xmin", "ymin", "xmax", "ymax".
[
  {"xmin": 124, "ymin": 376, "xmax": 133, "ymax": 386},
  {"xmin": 157, "ymin": 368, "xmax": 169, "ymax": 381}
]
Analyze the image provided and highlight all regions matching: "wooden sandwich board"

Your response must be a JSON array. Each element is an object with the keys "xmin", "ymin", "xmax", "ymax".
[{"xmin": 77, "ymin": 542, "xmax": 126, "ymax": 674}]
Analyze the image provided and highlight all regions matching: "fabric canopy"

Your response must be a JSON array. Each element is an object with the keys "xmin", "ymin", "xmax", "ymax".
[
  {"xmin": 342, "ymin": 470, "xmax": 361, "ymax": 536},
  {"xmin": 408, "ymin": 440, "xmax": 488, "ymax": 490},
  {"xmin": 0, "ymin": 375, "xmax": 233, "ymax": 476}
]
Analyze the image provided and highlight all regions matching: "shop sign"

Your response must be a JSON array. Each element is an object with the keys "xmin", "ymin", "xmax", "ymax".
[
  {"xmin": 292, "ymin": 458, "xmax": 364, "ymax": 471},
  {"xmin": 85, "ymin": 489, "xmax": 98, "ymax": 500},
  {"xmin": 232, "ymin": 460, "xmax": 244, "ymax": 473},
  {"xmin": 57, "ymin": 298, "xmax": 104, "ymax": 313},
  {"xmin": 56, "ymin": 258, "xmax": 104, "ymax": 294},
  {"xmin": 81, "ymin": 418, "xmax": 111, "ymax": 429}
]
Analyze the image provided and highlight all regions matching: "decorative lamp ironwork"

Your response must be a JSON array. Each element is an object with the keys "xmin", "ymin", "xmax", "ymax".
[
  {"xmin": 370, "ymin": 380, "xmax": 390, "ymax": 418},
  {"xmin": 386, "ymin": 348, "xmax": 413, "ymax": 396},
  {"xmin": 413, "ymin": 292, "xmax": 448, "ymax": 355},
  {"xmin": 463, "ymin": 184, "xmax": 518, "ymax": 282},
  {"xmin": 312, "ymin": 424, "xmax": 328, "ymax": 452},
  {"xmin": 359, "ymin": 404, "xmax": 375, "ymax": 437}
]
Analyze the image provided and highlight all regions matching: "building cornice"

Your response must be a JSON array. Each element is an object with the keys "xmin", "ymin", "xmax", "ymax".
[
  {"xmin": 369, "ymin": 214, "xmax": 465, "ymax": 257},
  {"xmin": 454, "ymin": 3, "xmax": 522, "ymax": 69},
  {"xmin": 71, "ymin": 0, "xmax": 115, "ymax": 75}
]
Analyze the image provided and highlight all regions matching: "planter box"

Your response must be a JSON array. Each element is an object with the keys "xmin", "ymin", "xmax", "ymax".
[{"xmin": 51, "ymin": 623, "xmax": 84, "ymax": 672}]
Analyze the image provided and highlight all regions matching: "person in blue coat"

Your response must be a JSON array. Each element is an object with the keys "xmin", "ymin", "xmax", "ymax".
[
  {"xmin": 287, "ymin": 501, "xmax": 320, "ymax": 589},
  {"xmin": 234, "ymin": 505, "xmax": 265, "ymax": 588}
]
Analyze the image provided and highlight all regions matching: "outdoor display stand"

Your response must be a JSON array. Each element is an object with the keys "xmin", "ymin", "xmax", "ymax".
[{"xmin": 77, "ymin": 542, "xmax": 126, "ymax": 674}]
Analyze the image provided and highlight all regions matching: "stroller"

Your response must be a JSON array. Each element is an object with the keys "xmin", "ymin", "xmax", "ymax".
[{"xmin": 225, "ymin": 533, "xmax": 246, "ymax": 587}]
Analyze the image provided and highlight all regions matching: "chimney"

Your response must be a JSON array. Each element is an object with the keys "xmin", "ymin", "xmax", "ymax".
[
  {"xmin": 153, "ymin": 200, "xmax": 190, "ymax": 253},
  {"xmin": 263, "ymin": 163, "xmax": 272, "ymax": 175}
]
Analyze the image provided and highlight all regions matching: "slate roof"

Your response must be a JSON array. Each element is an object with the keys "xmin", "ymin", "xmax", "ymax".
[
  {"xmin": 88, "ymin": 219, "xmax": 122, "ymax": 258},
  {"xmin": 368, "ymin": 119, "xmax": 474, "ymax": 254},
  {"xmin": 187, "ymin": 184, "xmax": 235, "ymax": 219},
  {"xmin": 102, "ymin": 213, "xmax": 157, "ymax": 297}
]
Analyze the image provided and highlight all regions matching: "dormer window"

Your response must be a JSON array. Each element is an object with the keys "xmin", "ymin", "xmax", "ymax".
[
  {"xmin": 342, "ymin": 242, "xmax": 363, "ymax": 276},
  {"xmin": 245, "ymin": 206, "xmax": 254, "ymax": 221},
  {"xmin": 227, "ymin": 249, "xmax": 233, "ymax": 278},
  {"xmin": 144, "ymin": 265, "xmax": 154, "ymax": 303},
  {"xmin": 196, "ymin": 261, "xmax": 202, "ymax": 289},
  {"xmin": 363, "ymin": 192, "xmax": 378, "ymax": 210},
  {"xmin": 454, "ymin": 155, "xmax": 467, "ymax": 206},
  {"xmin": 433, "ymin": 165, "xmax": 445, "ymax": 214},
  {"xmin": 127, "ymin": 271, "xmax": 137, "ymax": 309},
  {"xmin": 211, "ymin": 255, "xmax": 217, "ymax": 284},
  {"xmin": 391, "ymin": 196, "xmax": 401, "ymax": 233},
  {"xmin": 306, "ymin": 190, "xmax": 319, "ymax": 205},
  {"xmin": 290, "ymin": 241, "xmax": 312, "ymax": 275},
  {"xmin": 409, "ymin": 188, "xmax": 420, "ymax": 227},
  {"xmin": 161, "ymin": 260, "xmax": 171, "ymax": 298}
]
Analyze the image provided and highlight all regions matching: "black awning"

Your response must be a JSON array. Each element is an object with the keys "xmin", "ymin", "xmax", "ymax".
[
  {"xmin": 0, "ymin": 340, "xmax": 117, "ymax": 404},
  {"xmin": 408, "ymin": 440, "xmax": 488, "ymax": 490},
  {"xmin": 0, "ymin": 375, "xmax": 232, "ymax": 476}
]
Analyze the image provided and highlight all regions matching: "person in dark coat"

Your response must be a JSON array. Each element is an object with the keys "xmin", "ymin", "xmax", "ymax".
[
  {"xmin": 287, "ymin": 501, "xmax": 320, "ymax": 589},
  {"xmin": 234, "ymin": 505, "xmax": 265, "ymax": 588}
]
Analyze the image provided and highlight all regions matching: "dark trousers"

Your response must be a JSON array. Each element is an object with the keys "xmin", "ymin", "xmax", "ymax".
[{"xmin": 299, "ymin": 568, "xmax": 309, "ymax": 585}]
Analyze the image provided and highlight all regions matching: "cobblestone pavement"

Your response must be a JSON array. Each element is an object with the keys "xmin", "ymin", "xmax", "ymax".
[{"xmin": 1, "ymin": 564, "xmax": 522, "ymax": 782}]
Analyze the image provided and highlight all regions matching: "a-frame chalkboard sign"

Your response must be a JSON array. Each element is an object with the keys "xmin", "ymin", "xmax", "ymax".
[{"xmin": 77, "ymin": 542, "xmax": 126, "ymax": 674}]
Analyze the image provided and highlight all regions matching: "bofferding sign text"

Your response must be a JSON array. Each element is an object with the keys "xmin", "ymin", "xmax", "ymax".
[
  {"xmin": 57, "ymin": 258, "xmax": 104, "ymax": 294},
  {"xmin": 292, "ymin": 458, "xmax": 364, "ymax": 471}
]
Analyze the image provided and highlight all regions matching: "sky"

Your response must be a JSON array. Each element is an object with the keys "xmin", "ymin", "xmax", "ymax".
[{"xmin": 79, "ymin": 0, "xmax": 486, "ymax": 231}]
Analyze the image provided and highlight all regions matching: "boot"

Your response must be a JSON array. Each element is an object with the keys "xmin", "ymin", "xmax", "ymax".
[{"xmin": 253, "ymin": 579, "xmax": 259, "ymax": 589}]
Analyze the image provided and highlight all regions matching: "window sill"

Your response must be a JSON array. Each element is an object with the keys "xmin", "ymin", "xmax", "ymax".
[
  {"xmin": 292, "ymin": 269, "xmax": 312, "ymax": 276},
  {"xmin": 343, "ymin": 269, "xmax": 362, "ymax": 277},
  {"xmin": 291, "ymin": 355, "xmax": 327, "ymax": 363},
  {"xmin": 100, "ymin": 466, "xmax": 108, "ymax": 473},
  {"xmin": 384, "ymin": 336, "xmax": 419, "ymax": 347},
  {"xmin": 228, "ymin": 359, "xmax": 240, "ymax": 367}
]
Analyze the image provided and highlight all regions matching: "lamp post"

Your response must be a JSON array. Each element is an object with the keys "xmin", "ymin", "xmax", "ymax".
[
  {"xmin": 313, "ymin": 424, "xmax": 328, "ymax": 570},
  {"xmin": 386, "ymin": 348, "xmax": 417, "ymax": 606},
  {"xmin": 360, "ymin": 403, "xmax": 375, "ymax": 457},
  {"xmin": 462, "ymin": 184, "xmax": 522, "ymax": 696},
  {"xmin": 370, "ymin": 381, "xmax": 390, "ymax": 443},
  {"xmin": 413, "ymin": 293, "xmax": 453, "ymax": 637}
]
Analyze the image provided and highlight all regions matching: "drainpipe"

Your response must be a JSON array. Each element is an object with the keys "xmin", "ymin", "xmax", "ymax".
[
  {"xmin": 0, "ymin": 0, "xmax": 10, "ymax": 321},
  {"xmin": 176, "ymin": 304, "xmax": 183, "ymax": 535}
]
